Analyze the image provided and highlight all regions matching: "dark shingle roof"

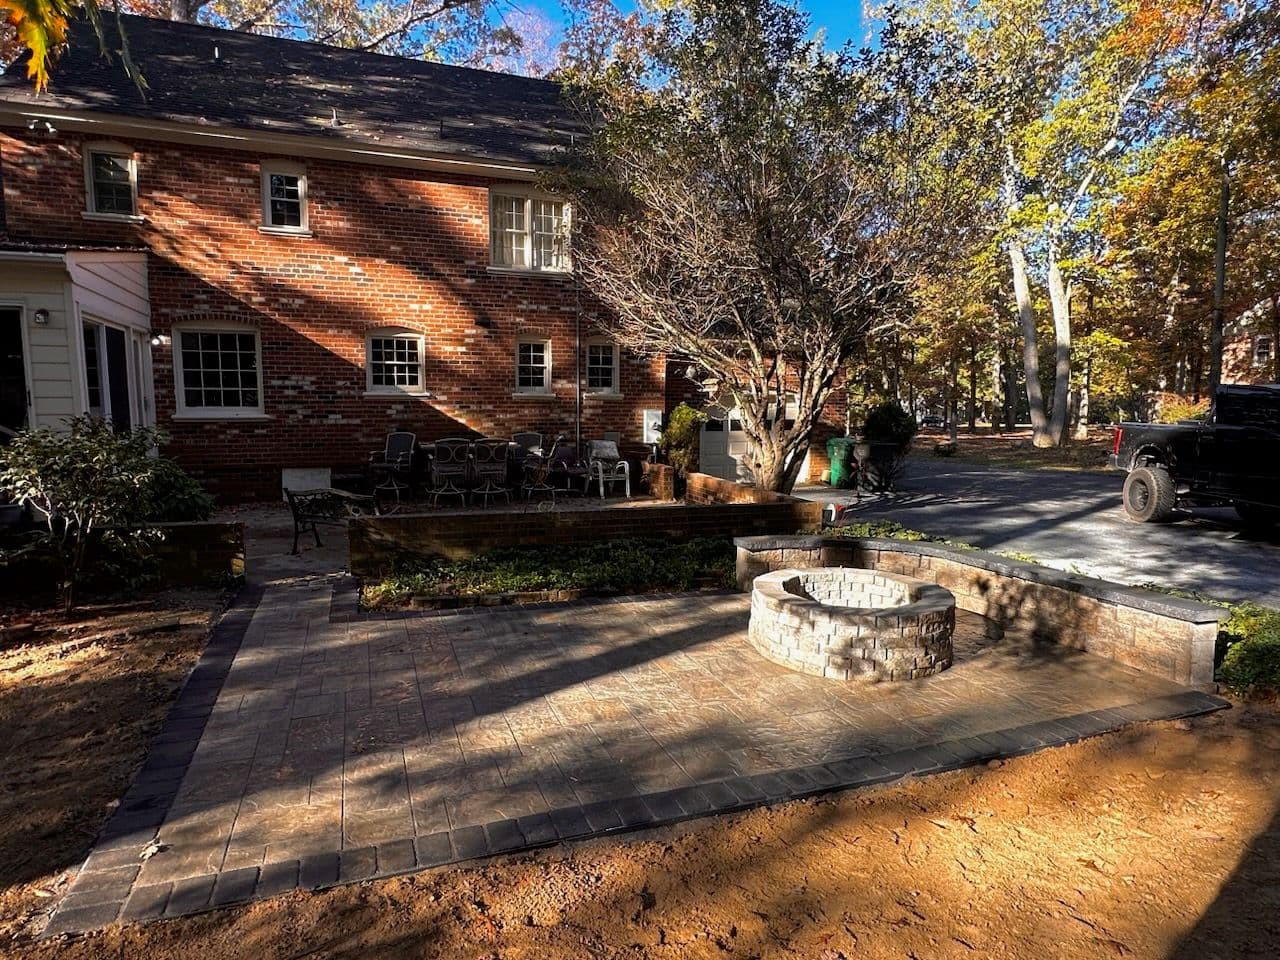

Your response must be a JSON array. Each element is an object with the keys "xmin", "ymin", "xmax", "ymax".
[{"xmin": 0, "ymin": 14, "xmax": 581, "ymax": 167}]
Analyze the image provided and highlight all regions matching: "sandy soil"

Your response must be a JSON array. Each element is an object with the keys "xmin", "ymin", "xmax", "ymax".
[
  {"xmin": 0, "ymin": 591, "xmax": 226, "ymax": 946},
  {"xmin": 3, "ymin": 615, "xmax": 1277, "ymax": 960}
]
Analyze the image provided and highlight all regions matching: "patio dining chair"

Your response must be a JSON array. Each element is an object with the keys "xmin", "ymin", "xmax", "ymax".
[
  {"xmin": 428, "ymin": 437, "xmax": 472, "ymax": 506},
  {"xmin": 547, "ymin": 435, "xmax": 589, "ymax": 496},
  {"xmin": 471, "ymin": 438, "xmax": 513, "ymax": 507},
  {"xmin": 368, "ymin": 430, "xmax": 416, "ymax": 510},
  {"xmin": 586, "ymin": 439, "xmax": 631, "ymax": 499}
]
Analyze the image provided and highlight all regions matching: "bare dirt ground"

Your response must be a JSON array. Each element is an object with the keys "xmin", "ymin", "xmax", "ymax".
[
  {"xmin": 0, "ymin": 591, "xmax": 227, "ymax": 947},
  {"xmin": 919, "ymin": 427, "xmax": 1113, "ymax": 472},
  {"xmin": 3, "ymin": 590, "xmax": 1277, "ymax": 960}
]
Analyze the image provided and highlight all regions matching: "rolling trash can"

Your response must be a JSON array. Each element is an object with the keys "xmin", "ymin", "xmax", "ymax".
[{"xmin": 826, "ymin": 436, "xmax": 858, "ymax": 489}]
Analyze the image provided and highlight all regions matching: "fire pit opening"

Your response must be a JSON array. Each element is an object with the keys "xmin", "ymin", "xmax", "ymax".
[{"xmin": 748, "ymin": 567, "xmax": 955, "ymax": 682}]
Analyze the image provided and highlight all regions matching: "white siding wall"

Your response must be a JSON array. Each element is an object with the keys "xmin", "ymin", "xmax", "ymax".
[{"xmin": 0, "ymin": 259, "xmax": 76, "ymax": 430}]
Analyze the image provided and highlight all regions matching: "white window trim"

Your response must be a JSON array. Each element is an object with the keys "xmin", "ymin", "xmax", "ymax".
[
  {"xmin": 488, "ymin": 187, "xmax": 571, "ymax": 275},
  {"xmin": 584, "ymin": 336, "xmax": 621, "ymax": 396},
  {"xmin": 172, "ymin": 323, "xmax": 267, "ymax": 420},
  {"xmin": 82, "ymin": 140, "xmax": 140, "ymax": 220},
  {"xmin": 514, "ymin": 335, "xmax": 553, "ymax": 396},
  {"xmin": 1253, "ymin": 335, "xmax": 1274, "ymax": 367},
  {"xmin": 260, "ymin": 160, "xmax": 310, "ymax": 234},
  {"xmin": 365, "ymin": 329, "xmax": 429, "ymax": 397}
]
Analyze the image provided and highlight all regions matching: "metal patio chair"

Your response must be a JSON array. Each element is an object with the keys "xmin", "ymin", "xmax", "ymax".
[
  {"xmin": 547, "ymin": 435, "xmax": 589, "ymax": 496},
  {"xmin": 471, "ymin": 438, "xmax": 512, "ymax": 507},
  {"xmin": 428, "ymin": 437, "xmax": 472, "ymax": 506},
  {"xmin": 368, "ymin": 430, "xmax": 416, "ymax": 510},
  {"xmin": 586, "ymin": 439, "xmax": 631, "ymax": 499},
  {"xmin": 512, "ymin": 431, "xmax": 543, "ymax": 459}
]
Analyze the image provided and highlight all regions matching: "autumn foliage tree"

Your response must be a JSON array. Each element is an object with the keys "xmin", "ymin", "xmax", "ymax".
[{"xmin": 557, "ymin": 0, "xmax": 996, "ymax": 491}]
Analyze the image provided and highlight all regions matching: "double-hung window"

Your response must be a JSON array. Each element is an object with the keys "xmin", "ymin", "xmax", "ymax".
[
  {"xmin": 367, "ymin": 331, "xmax": 426, "ymax": 394},
  {"xmin": 585, "ymin": 338, "xmax": 619, "ymax": 394},
  {"xmin": 490, "ymin": 192, "xmax": 569, "ymax": 272},
  {"xmin": 516, "ymin": 338, "xmax": 551, "ymax": 394},
  {"xmin": 261, "ymin": 161, "xmax": 308, "ymax": 232},
  {"xmin": 1254, "ymin": 335, "xmax": 1274, "ymax": 368},
  {"xmin": 84, "ymin": 143, "xmax": 137, "ymax": 217},
  {"xmin": 174, "ymin": 327, "xmax": 263, "ymax": 417}
]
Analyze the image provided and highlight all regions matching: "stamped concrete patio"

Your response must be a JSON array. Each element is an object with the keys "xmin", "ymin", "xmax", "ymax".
[{"xmin": 44, "ymin": 516, "xmax": 1228, "ymax": 935}]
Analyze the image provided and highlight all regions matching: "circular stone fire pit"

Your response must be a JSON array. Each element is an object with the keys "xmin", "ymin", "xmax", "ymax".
[{"xmin": 748, "ymin": 568, "xmax": 955, "ymax": 682}]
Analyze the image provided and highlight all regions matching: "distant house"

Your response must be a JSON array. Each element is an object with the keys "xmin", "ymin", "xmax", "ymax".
[
  {"xmin": 1223, "ymin": 299, "xmax": 1279, "ymax": 387},
  {"xmin": 0, "ymin": 15, "xmax": 844, "ymax": 498}
]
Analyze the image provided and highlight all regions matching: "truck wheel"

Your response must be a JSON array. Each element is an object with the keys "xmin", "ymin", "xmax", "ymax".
[
  {"xmin": 1123, "ymin": 466, "xmax": 1177, "ymax": 523},
  {"xmin": 1235, "ymin": 503, "xmax": 1280, "ymax": 529}
]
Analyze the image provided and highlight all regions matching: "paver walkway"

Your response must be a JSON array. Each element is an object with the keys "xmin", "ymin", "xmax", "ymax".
[{"xmin": 44, "ymin": 513, "xmax": 1229, "ymax": 934}]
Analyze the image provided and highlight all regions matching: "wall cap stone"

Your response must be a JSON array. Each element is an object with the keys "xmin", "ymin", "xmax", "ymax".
[{"xmin": 734, "ymin": 535, "xmax": 1224, "ymax": 626}]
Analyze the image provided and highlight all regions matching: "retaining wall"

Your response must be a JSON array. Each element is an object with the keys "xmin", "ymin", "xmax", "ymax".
[
  {"xmin": 735, "ymin": 535, "xmax": 1222, "ymax": 688},
  {"xmin": 350, "ymin": 478, "xmax": 821, "ymax": 574}
]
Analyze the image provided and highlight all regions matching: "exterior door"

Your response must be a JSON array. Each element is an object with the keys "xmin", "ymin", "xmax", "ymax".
[
  {"xmin": 0, "ymin": 307, "xmax": 28, "ymax": 437},
  {"xmin": 83, "ymin": 320, "xmax": 145, "ymax": 430}
]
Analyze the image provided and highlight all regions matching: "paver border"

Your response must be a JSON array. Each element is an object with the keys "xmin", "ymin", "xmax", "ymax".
[{"xmin": 41, "ymin": 584, "xmax": 265, "ymax": 938}]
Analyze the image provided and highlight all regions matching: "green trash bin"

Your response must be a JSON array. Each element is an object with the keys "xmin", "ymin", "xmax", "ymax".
[{"xmin": 826, "ymin": 436, "xmax": 857, "ymax": 488}]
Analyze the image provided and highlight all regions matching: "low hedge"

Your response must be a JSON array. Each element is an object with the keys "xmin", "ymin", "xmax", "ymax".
[{"xmin": 363, "ymin": 537, "xmax": 736, "ymax": 609}]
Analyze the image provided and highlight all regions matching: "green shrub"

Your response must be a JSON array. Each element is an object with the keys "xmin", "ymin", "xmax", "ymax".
[
  {"xmin": 363, "ymin": 537, "xmax": 735, "ymax": 608},
  {"xmin": 146, "ymin": 457, "xmax": 215, "ymax": 522},
  {"xmin": 1218, "ymin": 602, "xmax": 1280, "ymax": 696},
  {"xmin": 660, "ymin": 403, "xmax": 708, "ymax": 476},
  {"xmin": 862, "ymin": 401, "xmax": 917, "ymax": 447},
  {"xmin": 0, "ymin": 418, "xmax": 212, "ymax": 610}
]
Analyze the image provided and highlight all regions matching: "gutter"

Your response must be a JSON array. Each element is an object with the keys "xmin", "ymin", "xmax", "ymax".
[{"xmin": 0, "ymin": 104, "xmax": 546, "ymax": 181}]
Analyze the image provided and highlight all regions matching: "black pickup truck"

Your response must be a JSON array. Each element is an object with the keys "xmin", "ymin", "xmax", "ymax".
[{"xmin": 1109, "ymin": 384, "xmax": 1280, "ymax": 526}]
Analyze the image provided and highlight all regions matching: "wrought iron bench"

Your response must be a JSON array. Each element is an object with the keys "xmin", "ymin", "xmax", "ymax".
[{"xmin": 284, "ymin": 487, "xmax": 377, "ymax": 555}]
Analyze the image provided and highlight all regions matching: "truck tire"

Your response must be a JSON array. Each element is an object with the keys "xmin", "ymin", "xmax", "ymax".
[
  {"xmin": 1123, "ymin": 466, "xmax": 1177, "ymax": 523},
  {"xmin": 1235, "ymin": 503, "xmax": 1280, "ymax": 529}
]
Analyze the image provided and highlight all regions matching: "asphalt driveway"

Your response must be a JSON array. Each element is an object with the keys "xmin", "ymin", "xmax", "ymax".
[{"xmin": 797, "ymin": 457, "xmax": 1280, "ymax": 606}]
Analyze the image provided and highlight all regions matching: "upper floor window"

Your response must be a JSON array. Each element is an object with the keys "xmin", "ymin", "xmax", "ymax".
[
  {"xmin": 83, "ymin": 143, "xmax": 137, "ymax": 217},
  {"xmin": 585, "ymin": 338, "xmax": 619, "ymax": 394},
  {"xmin": 174, "ymin": 326, "xmax": 264, "ymax": 418},
  {"xmin": 515, "ymin": 337, "xmax": 552, "ymax": 394},
  {"xmin": 490, "ymin": 191, "xmax": 569, "ymax": 272},
  {"xmin": 261, "ymin": 161, "xmax": 308, "ymax": 233},
  {"xmin": 367, "ymin": 330, "xmax": 426, "ymax": 395},
  {"xmin": 1254, "ymin": 335, "xmax": 1274, "ymax": 368}
]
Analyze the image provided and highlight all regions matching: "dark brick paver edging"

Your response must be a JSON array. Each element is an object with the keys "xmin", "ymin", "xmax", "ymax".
[{"xmin": 42, "ymin": 585, "xmax": 265, "ymax": 938}]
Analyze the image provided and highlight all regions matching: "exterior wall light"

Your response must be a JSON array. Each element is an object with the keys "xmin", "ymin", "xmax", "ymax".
[{"xmin": 33, "ymin": 308, "xmax": 50, "ymax": 325}]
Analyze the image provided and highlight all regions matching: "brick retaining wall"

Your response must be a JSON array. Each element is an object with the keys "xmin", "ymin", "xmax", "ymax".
[
  {"xmin": 735, "ymin": 535, "xmax": 1222, "ymax": 688},
  {"xmin": 351, "ymin": 491, "xmax": 821, "ymax": 575}
]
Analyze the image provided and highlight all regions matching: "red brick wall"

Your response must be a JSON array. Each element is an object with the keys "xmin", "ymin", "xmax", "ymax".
[{"xmin": 0, "ymin": 128, "xmax": 665, "ymax": 500}]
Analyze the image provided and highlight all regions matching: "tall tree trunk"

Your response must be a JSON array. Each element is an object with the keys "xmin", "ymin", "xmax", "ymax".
[
  {"xmin": 1208, "ymin": 155, "xmax": 1230, "ymax": 398},
  {"xmin": 948, "ymin": 354, "xmax": 959, "ymax": 443},
  {"xmin": 1008, "ymin": 237, "xmax": 1048, "ymax": 443},
  {"xmin": 967, "ymin": 341, "xmax": 978, "ymax": 430},
  {"xmin": 1075, "ymin": 355, "xmax": 1092, "ymax": 441},
  {"xmin": 1004, "ymin": 342, "xmax": 1017, "ymax": 431},
  {"xmin": 1044, "ymin": 236, "xmax": 1072, "ymax": 447},
  {"xmin": 991, "ymin": 348, "xmax": 1004, "ymax": 432}
]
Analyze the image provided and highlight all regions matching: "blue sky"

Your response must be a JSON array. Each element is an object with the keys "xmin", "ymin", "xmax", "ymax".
[{"xmin": 520, "ymin": 1, "xmax": 875, "ymax": 52}]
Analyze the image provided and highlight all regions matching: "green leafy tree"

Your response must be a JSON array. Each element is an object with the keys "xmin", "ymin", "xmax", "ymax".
[{"xmin": 0, "ymin": 417, "xmax": 166, "ymax": 612}]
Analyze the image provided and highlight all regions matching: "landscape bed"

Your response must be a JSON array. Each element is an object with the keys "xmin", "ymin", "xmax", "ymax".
[{"xmin": 361, "ymin": 537, "xmax": 737, "ymax": 609}]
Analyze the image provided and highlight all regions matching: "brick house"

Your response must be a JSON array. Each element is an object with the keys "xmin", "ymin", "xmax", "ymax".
[
  {"xmin": 0, "ymin": 15, "xmax": 841, "ymax": 500},
  {"xmin": 1222, "ymin": 299, "xmax": 1280, "ymax": 387}
]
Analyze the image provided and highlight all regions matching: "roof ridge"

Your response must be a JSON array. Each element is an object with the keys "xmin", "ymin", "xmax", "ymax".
[{"xmin": 79, "ymin": 12, "xmax": 562, "ymax": 88}]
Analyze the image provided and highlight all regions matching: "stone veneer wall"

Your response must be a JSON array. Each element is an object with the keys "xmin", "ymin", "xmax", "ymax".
[
  {"xmin": 748, "ymin": 568, "xmax": 955, "ymax": 682},
  {"xmin": 735, "ymin": 535, "xmax": 1222, "ymax": 688}
]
